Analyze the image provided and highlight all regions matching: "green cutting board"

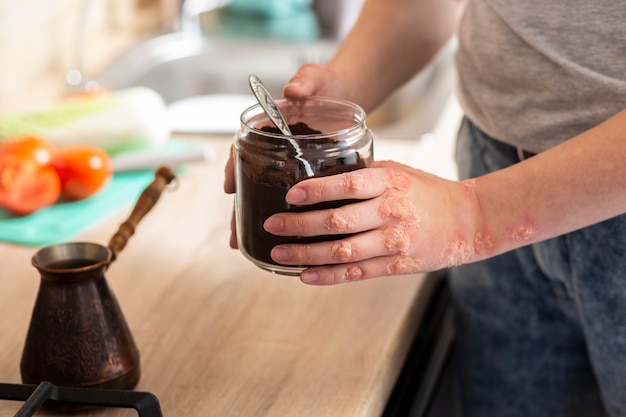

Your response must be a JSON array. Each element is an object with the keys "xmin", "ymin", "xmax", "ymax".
[{"xmin": 0, "ymin": 171, "xmax": 155, "ymax": 246}]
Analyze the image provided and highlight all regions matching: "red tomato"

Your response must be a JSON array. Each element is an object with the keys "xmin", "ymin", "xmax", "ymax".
[
  {"xmin": 0, "ymin": 135, "xmax": 56, "ymax": 166},
  {"xmin": 0, "ymin": 136, "xmax": 61, "ymax": 215},
  {"xmin": 53, "ymin": 145, "xmax": 112, "ymax": 201}
]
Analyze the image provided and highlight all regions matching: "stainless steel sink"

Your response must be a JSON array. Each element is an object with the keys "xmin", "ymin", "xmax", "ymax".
[
  {"xmin": 97, "ymin": 33, "xmax": 337, "ymax": 103},
  {"xmin": 96, "ymin": 32, "xmax": 456, "ymax": 137}
]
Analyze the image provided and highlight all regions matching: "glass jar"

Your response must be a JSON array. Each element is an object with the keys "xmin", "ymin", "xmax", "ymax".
[{"xmin": 234, "ymin": 96, "xmax": 374, "ymax": 275}]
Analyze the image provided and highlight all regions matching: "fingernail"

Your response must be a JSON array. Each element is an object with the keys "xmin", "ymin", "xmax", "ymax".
[
  {"xmin": 272, "ymin": 246, "xmax": 291, "ymax": 261},
  {"xmin": 264, "ymin": 216, "xmax": 284, "ymax": 232},
  {"xmin": 287, "ymin": 188, "xmax": 306, "ymax": 204},
  {"xmin": 301, "ymin": 270, "xmax": 320, "ymax": 283}
]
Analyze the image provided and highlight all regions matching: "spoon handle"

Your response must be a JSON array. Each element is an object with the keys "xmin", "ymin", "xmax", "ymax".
[
  {"xmin": 248, "ymin": 74, "xmax": 293, "ymax": 136},
  {"xmin": 107, "ymin": 166, "xmax": 177, "ymax": 262},
  {"xmin": 248, "ymin": 74, "xmax": 316, "ymax": 176}
]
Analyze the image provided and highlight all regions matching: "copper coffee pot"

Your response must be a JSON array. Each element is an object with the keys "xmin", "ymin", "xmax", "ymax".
[{"xmin": 20, "ymin": 167, "xmax": 176, "ymax": 392}]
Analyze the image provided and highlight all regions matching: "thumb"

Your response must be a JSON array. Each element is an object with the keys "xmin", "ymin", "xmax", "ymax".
[{"xmin": 283, "ymin": 63, "xmax": 327, "ymax": 98}]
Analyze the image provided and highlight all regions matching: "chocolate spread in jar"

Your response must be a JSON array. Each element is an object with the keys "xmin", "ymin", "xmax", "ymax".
[{"xmin": 236, "ymin": 122, "xmax": 370, "ymax": 268}]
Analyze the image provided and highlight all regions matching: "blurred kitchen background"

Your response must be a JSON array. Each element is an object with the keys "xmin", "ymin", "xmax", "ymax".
[
  {"xmin": 0, "ymin": 0, "xmax": 460, "ymax": 149},
  {"xmin": 0, "ymin": 0, "xmax": 362, "ymax": 112},
  {"xmin": 0, "ymin": 0, "xmax": 175, "ymax": 112}
]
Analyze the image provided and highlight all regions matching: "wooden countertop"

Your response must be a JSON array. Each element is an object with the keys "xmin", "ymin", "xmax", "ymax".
[{"xmin": 0, "ymin": 133, "xmax": 449, "ymax": 417}]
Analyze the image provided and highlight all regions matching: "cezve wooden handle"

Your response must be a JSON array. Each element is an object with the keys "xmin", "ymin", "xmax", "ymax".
[{"xmin": 108, "ymin": 166, "xmax": 177, "ymax": 262}]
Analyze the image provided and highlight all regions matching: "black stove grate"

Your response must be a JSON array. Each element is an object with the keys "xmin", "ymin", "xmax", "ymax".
[{"xmin": 0, "ymin": 381, "xmax": 163, "ymax": 417}]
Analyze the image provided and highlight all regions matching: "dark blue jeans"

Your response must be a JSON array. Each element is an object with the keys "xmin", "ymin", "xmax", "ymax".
[{"xmin": 449, "ymin": 118, "xmax": 626, "ymax": 417}]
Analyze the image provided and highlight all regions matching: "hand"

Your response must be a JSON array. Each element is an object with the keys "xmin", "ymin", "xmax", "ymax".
[
  {"xmin": 226, "ymin": 63, "xmax": 352, "ymax": 249},
  {"xmin": 283, "ymin": 63, "xmax": 353, "ymax": 101},
  {"xmin": 263, "ymin": 160, "xmax": 482, "ymax": 285}
]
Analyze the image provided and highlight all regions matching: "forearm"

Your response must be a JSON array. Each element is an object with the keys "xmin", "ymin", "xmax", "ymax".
[
  {"xmin": 327, "ymin": 0, "xmax": 465, "ymax": 111},
  {"xmin": 470, "ymin": 108, "xmax": 626, "ymax": 260}
]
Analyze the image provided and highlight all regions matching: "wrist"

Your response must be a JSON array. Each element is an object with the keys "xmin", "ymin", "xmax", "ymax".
[{"xmin": 443, "ymin": 177, "xmax": 504, "ymax": 267}]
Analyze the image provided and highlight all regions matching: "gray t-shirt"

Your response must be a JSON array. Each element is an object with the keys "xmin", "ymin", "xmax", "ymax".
[{"xmin": 455, "ymin": 0, "xmax": 626, "ymax": 153}]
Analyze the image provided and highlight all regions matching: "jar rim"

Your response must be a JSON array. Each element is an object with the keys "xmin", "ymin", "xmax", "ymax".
[{"xmin": 240, "ymin": 96, "xmax": 367, "ymax": 138}]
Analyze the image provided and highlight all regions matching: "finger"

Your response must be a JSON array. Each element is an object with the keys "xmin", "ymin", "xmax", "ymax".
[
  {"xmin": 283, "ymin": 81, "xmax": 311, "ymax": 98},
  {"xmin": 265, "ymin": 196, "xmax": 386, "ymax": 237},
  {"xmin": 223, "ymin": 145, "xmax": 236, "ymax": 194},
  {"xmin": 229, "ymin": 205, "xmax": 238, "ymax": 249},
  {"xmin": 283, "ymin": 63, "xmax": 325, "ymax": 98},
  {"xmin": 285, "ymin": 167, "xmax": 411, "ymax": 205},
  {"xmin": 297, "ymin": 255, "xmax": 425, "ymax": 285},
  {"xmin": 269, "ymin": 226, "xmax": 414, "ymax": 266}
]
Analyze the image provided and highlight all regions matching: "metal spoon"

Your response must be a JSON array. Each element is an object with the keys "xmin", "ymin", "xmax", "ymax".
[
  {"xmin": 248, "ymin": 74, "xmax": 292, "ymax": 135},
  {"xmin": 248, "ymin": 74, "xmax": 314, "ymax": 176}
]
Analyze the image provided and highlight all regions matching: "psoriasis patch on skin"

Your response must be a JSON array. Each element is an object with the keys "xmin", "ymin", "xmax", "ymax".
[
  {"xmin": 382, "ymin": 227, "xmax": 411, "ymax": 254},
  {"xmin": 331, "ymin": 241, "xmax": 356, "ymax": 262},
  {"xmin": 440, "ymin": 237, "xmax": 475, "ymax": 267},
  {"xmin": 383, "ymin": 169, "xmax": 410, "ymax": 191},
  {"xmin": 386, "ymin": 256, "xmax": 421, "ymax": 275},
  {"xmin": 291, "ymin": 245, "xmax": 313, "ymax": 264},
  {"xmin": 336, "ymin": 171, "xmax": 367, "ymax": 194},
  {"xmin": 473, "ymin": 232, "xmax": 494, "ymax": 255},
  {"xmin": 513, "ymin": 225, "xmax": 534, "ymax": 242},
  {"xmin": 343, "ymin": 265, "xmax": 363, "ymax": 281},
  {"xmin": 326, "ymin": 209, "xmax": 358, "ymax": 232},
  {"xmin": 378, "ymin": 193, "xmax": 419, "ymax": 226}
]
